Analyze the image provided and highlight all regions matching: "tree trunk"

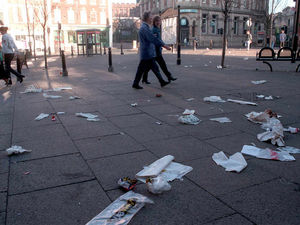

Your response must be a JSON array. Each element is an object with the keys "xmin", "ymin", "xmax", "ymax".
[
  {"xmin": 43, "ymin": 27, "xmax": 47, "ymax": 68},
  {"xmin": 25, "ymin": 0, "xmax": 32, "ymax": 56},
  {"xmin": 269, "ymin": 0, "xmax": 275, "ymax": 46},
  {"xmin": 32, "ymin": 20, "xmax": 36, "ymax": 61},
  {"xmin": 221, "ymin": 13, "xmax": 228, "ymax": 68}
]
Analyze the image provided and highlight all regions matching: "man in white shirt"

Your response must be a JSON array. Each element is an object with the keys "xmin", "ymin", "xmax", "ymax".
[
  {"xmin": 0, "ymin": 26, "xmax": 25, "ymax": 83},
  {"xmin": 280, "ymin": 29, "xmax": 286, "ymax": 48}
]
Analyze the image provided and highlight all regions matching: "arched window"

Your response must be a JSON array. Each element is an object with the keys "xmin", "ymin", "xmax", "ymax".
[{"xmin": 192, "ymin": 21, "xmax": 196, "ymax": 37}]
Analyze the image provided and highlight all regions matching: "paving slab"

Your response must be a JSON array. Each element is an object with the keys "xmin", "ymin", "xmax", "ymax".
[
  {"xmin": 58, "ymin": 112, "xmax": 107, "ymax": 127},
  {"xmin": 0, "ymin": 151, "xmax": 9, "ymax": 174},
  {"xmin": 204, "ymin": 214, "xmax": 254, "ymax": 225},
  {"xmin": 75, "ymin": 133, "xmax": 145, "ymax": 160},
  {"xmin": 9, "ymin": 154, "xmax": 94, "ymax": 195},
  {"xmin": 0, "ymin": 192, "xmax": 6, "ymax": 212},
  {"xmin": 0, "ymin": 173, "xmax": 8, "ymax": 192},
  {"xmin": 65, "ymin": 121, "xmax": 120, "ymax": 140},
  {"xmin": 9, "ymin": 136, "xmax": 78, "ymax": 162},
  {"xmin": 6, "ymin": 180, "xmax": 111, "ymax": 225},
  {"xmin": 0, "ymin": 212, "xmax": 5, "ymax": 225},
  {"xmin": 138, "ymin": 104, "xmax": 183, "ymax": 116},
  {"xmin": 95, "ymin": 104, "xmax": 142, "ymax": 117},
  {"xmin": 87, "ymin": 150, "xmax": 157, "ymax": 190},
  {"xmin": 107, "ymin": 179, "xmax": 234, "ymax": 225},
  {"xmin": 109, "ymin": 113, "xmax": 158, "ymax": 128},
  {"xmin": 144, "ymin": 135, "xmax": 219, "ymax": 162},
  {"xmin": 0, "ymin": 134, "xmax": 11, "ymax": 151},
  {"xmin": 219, "ymin": 179, "xmax": 300, "ymax": 225}
]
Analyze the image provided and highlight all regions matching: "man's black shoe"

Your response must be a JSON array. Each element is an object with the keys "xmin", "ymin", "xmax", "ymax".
[
  {"xmin": 160, "ymin": 80, "xmax": 170, "ymax": 87},
  {"xmin": 132, "ymin": 84, "xmax": 143, "ymax": 89},
  {"xmin": 168, "ymin": 76, "xmax": 177, "ymax": 82}
]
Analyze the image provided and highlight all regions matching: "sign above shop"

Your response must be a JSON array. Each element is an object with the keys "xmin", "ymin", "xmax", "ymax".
[{"xmin": 180, "ymin": 9, "xmax": 198, "ymax": 13}]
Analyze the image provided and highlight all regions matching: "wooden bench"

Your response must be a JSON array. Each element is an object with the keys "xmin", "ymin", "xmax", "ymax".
[{"xmin": 256, "ymin": 47, "xmax": 300, "ymax": 72}]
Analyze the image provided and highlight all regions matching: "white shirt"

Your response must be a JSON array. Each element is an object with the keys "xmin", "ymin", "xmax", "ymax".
[{"xmin": 1, "ymin": 33, "xmax": 18, "ymax": 54}]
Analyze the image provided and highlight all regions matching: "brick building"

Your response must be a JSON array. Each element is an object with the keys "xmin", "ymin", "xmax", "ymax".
[
  {"xmin": 139, "ymin": 0, "xmax": 269, "ymax": 48},
  {"xmin": 0, "ymin": 0, "xmax": 113, "ymax": 54}
]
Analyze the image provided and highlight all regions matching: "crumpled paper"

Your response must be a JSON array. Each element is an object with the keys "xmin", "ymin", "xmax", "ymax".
[
  {"xmin": 146, "ymin": 176, "xmax": 171, "ymax": 194},
  {"xmin": 69, "ymin": 96, "xmax": 80, "ymax": 100},
  {"xmin": 227, "ymin": 99, "xmax": 257, "ymax": 106},
  {"xmin": 35, "ymin": 113, "xmax": 49, "ymax": 121},
  {"xmin": 86, "ymin": 191, "xmax": 153, "ymax": 225},
  {"xmin": 75, "ymin": 113, "xmax": 100, "ymax": 121},
  {"xmin": 241, "ymin": 145, "xmax": 295, "ymax": 161},
  {"xmin": 251, "ymin": 80, "xmax": 267, "ymax": 85},
  {"xmin": 43, "ymin": 93, "xmax": 62, "ymax": 99},
  {"xmin": 178, "ymin": 109, "xmax": 200, "ymax": 125},
  {"xmin": 130, "ymin": 103, "xmax": 138, "ymax": 107},
  {"xmin": 203, "ymin": 96, "xmax": 226, "ymax": 103},
  {"xmin": 277, "ymin": 146, "xmax": 300, "ymax": 154},
  {"xmin": 20, "ymin": 85, "xmax": 43, "ymax": 93},
  {"xmin": 6, "ymin": 146, "xmax": 32, "ymax": 156},
  {"xmin": 210, "ymin": 117, "xmax": 232, "ymax": 123},
  {"xmin": 258, "ymin": 117, "xmax": 285, "ymax": 146},
  {"xmin": 212, "ymin": 151, "xmax": 247, "ymax": 173}
]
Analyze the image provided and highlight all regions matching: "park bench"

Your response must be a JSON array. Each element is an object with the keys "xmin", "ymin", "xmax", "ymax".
[{"xmin": 256, "ymin": 47, "xmax": 300, "ymax": 72}]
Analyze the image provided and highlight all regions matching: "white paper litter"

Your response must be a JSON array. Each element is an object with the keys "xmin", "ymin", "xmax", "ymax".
[
  {"xmin": 251, "ymin": 80, "xmax": 267, "ymax": 85},
  {"xmin": 146, "ymin": 176, "xmax": 171, "ymax": 194},
  {"xmin": 178, "ymin": 114, "xmax": 201, "ymax": 125},
  {"xmin": 216, "ymin": 65, "xmax": 223, "ymax": 69},
  {"xmin": 241, "ymin": 145, "xmax": 295, "ymax": 161},
  {"xmin": 204, "ymin": 64, "xmax": 208, "ymax": 67},
  {"xmin": 212, "ymin": 151, "xmax": 247, "ymax": 173},
  {"xmin": 245, "ymin": 111, "xmax": 269, "ymax": 124},
  {"xmin": 43, "ymin": 93, "xmax": 62, "ymax": 99},
  {"xmin": 186, "ymin": 98, "xmax": 195, "ymax": 101},
  {"xmin": 35, "ymin": 113, "xmax": 49, "ymax": 121},
  {"xmin": 277, "ymin": 146, "xmax": 300, "ymax": 154},
  {"xmin": 131, "ymin": 103, "xmax": 138, "ymax": 107},
  {"xmin": 283, "ymin": 126, "xmax": 299, "ymax": 134},
  {"xmin": 6, "ymin": 146, "xmax": 32, "ymax": 156},
  {"xmin": 76, "ymin": 113, "xmax": 100, "ymax": 121},
  {"xmin": 136, "ymin": 155, "xmax": 193, "ymax": 183},
  {"xmin": 243, "ymin": 57, "xmax": 249, "ymax": 60},
  {"xmin": 155, "ymin": 121, "xmax": 162, "ymax": 125},
  {"xmin": 86, "ymin": 191, "xmax": 153, "ymax": 225},
  {"xmin": 210, "ymin": 117, "xmax": 232, "ymax": 123},
  {"xmin": 227, "ymin": 99, "xmax": 257, "ymax": 106},
  {"xmin": 69, "ymin": 96, "xmax": 80, "ymax": 100},
  {"xmin": 257, "ymin": 95, "xmax": 265, "ymax": 98},
  {"xmin": 57, "ymin": 112, "xmax": 65, "ymax": 115},
  {"xmin": 203, "ymin": 96, "xmax": 226, "ymax": 103},
  {"xmin": 20, "ymin": 85, "xmax": 43, "ymax": 93},
  {"xmin": 183, "ymin": 109, "xmax": 195, "ymax": 115},
  {"xmin": 44, "ymin": 87, "xmax": 72, "ymax": 92},
  {"xmin": 265, "ymin": 96, "xmax": 273, "ymax": 100},
  {"xmin": 257, "ymin": 117, "xmax": 285, "ymax": 146}
]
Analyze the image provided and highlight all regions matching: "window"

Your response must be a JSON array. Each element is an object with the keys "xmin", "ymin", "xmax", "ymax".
[
  {"xmin": 90, "ymin": 10, "xmax": 97, "ymax": 23},
  {"xmin": 211, "ymin": 15, "xmax": 217, "ymax": 34},
  {"xmin": 80, "ymin": 0, "xmax": 86, "ymax": 4},
  {"xmin": 54, "ymin": 8, "xmax": 61, "ymax": 22},
  {"xmin": 243, "ymin": 0, "xmax": 247, "ymax": 8},
  {"xmin": 212, "ymin": 0, "xmax": 216, "ymax": 4},
  {"xmin": 201, "ymin": 14, "xmax": 207, "ymax": 33},
  {"xmin": 192, "ymin": 21, "xmax": 196, "ymax": 37},
  {"xmin": 90, "ymin": 0, "xmax": 97, "ymax": 5},
  {"xmin": 243, "ymin": 17, "xmax": 248, "ymax": 34},
  {"xmin": 67, "ymin": 0, "xmax": 73, "ymax": 4},
  {"xmin": 68, "ymin": 31, "xmax": 76, "ymax": 43},
  {"xmin": 202, "ymin": 0, "xmax": 206, "ymax": 3},
  {"xmin": 68, "ymin": 8, "xmax": 75, "ymax": 23},
  {"xmin": 233, "ymin": 17, "xmax": 238, "ymax": 35},
  {"xmin": 100, "ymin": 9, "xmax": 106, "ymax": 24},
  {"xmin": 81, "ymin": 9, "xmax": 87, "ymax": 24}
]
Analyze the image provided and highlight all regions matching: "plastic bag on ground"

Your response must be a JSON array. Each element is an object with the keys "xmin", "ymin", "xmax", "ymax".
[
  {"xmin": 227, "ymin": 99, "xmax": 257, "ymax": 106},
  {"xmin": 86, "ymin": 191, "xmax": 153, "ymax": 225},
  {"xmin": 277, "ymin": 146, "xmax": 300, "ymax": 154},
  {"xmin": 6, "ymin": 146, "xmax": 32, "ymax": 156},
  {"xmin": 241, "ymin": 145, "xmax": 295, "ymax": 161},
  {"xmin": 20, "ymin": 85, "xmax": 42, "ymax": 93},
  {"xmin": 212, "ymin": 151, "xmax": 247, "ymax": 173},
  {"xmin": 178, "ymin": 114, "xmax": 201, "ymax": 125},
  {"xmin": 210, "ymin": 117, "xmax": 232, "ymax": 123},
  {"xmin": 257, "ymin": 117, "xmax": 285, "ymax": 146},
  {"xmin": 245, "ymin": 111, "xmax": 271, "ymax": 124},
  {"xmin": 136, "ymin": 155, "xmax": 192, "ymax": 183},
  {"xmin": 35, "ymin": 113, "xmax": 49, "ymax": 121},
  {"xmin": 76, "ymin": 113, "xmax": 99, "ymax": 121},
  {"xmin": 203, "ymin": 96, "xmax": 226, "ymax": 103},
  {"xmin": 146, "ymin": 176, "xmax": 171, "ymax": 194},
  {"xmin": 44, "ymin": 87, "xmax": 72, "ymax": 92},
  {"xmin": 251, "ymin": 80, "xmax": 267, "ymax": 85},
  {"xmin": 182, "ymin": 109, "xmax": 195, "ymax": 115},
  {"xmin": 43, "ymin": 93, "xmax": 62, "ymax": 99}
]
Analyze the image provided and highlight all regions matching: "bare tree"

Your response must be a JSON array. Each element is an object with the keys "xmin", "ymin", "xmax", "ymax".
[
  {"xmin": 25, "ymin": 0, "xmax": 32, "ymax": 56},
  {"xmin": 220, "ymin": 0, "xmax": 236, "ymax": 68},
  {"xmin": 31, "ymin": 0, "xmax": 49, "ymax": 68}
]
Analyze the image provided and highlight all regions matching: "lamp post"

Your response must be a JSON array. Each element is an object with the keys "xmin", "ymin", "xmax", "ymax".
[
  {"xmin": 177, "ymin": 5, "xmax": 181, "ymax": 65},
  {"xmin": 293, "ymin": 0, "xmax": 300, "ymax": 52},
  {"xmin": 58, "ymin": 22, "xmax": 61, "ymax": 55}
]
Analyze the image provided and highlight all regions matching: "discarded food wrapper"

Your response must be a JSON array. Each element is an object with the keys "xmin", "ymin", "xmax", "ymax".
[
  {"xmin": 210, "ymin": 117, "xmax": 232, "ymax": 123},
  {"xmin": 251, "ymin": 80, "xmax": 267, "ymax": 85},
  {"xmin": 178, "ymin": 114, "xmax": 201, "ymax": 125},
  {"xmin": 183, "ymin": 109, "xmax": 195, "ymax": 115},
  {"xmin": 203, "ymin": 96, "xmax": 226, "ymax": 103},
  {"xmin": 35, "ymin": 113, "xmax": 49, "ymax": 121},
  {"xmin": 43, "ymin": 93, "xmax": 62, "ymax": 99},
  {"xmin": 51, "ymin": 115, "xmax": 56, "ymax": 121},
  {"xmin": 118, "ymin": 177, "xmax": 138, "ymax": 191},
  {"xmin": 136, "ymin": 155, "xmax": 193, "ymax": 183},
  {"xmin": 241, "ymin": 145, "xmax": 295, "ymax": 161},
  {"xmin": 155, "ymin": 121, "xmax": 162, "ymax": 125},
  {"xmin": 146, "ymin": 176, "xmax": 171, "ymax": 194},
  {"xmin": 277, "ymin": 146, "xmax": 300, "ymax": 154},
  {"xmin": 6, "ymin": 146, "xmax": 32, "ymax": 156},
  {"xmin": 20, "ymin": 85, "xmax": 43, "ymax": 93},
  {"xmin": 257, "ymin": 117, "xmax": 285, "ymax": 146},
  {"xmin": 76, "ymin": 113, "xmax": 100, "ymax": 121},
  {"xmin": 86, "ymin": 191, "xmax": 153, "ymax": 225},
  {"xmin": 186, "ymin": 98, "xmax": 195, "ymax": 101},
  {"xmin": 283, "ymin": 126, "xmax": 299, "ymax": 134},
  {"xmin": 227, "ymin": 99, "xmax": 257, "ymax": 106},
  {"xmin": 264, "ymin": 96, "xmax": 273, "ymax": 100},
  {"xmin": 130, "ymin": 103, "xmax": 138, "ymax": 107},
  {"xmin": 212, "ymin": 151, "xmax": 247, "ymax": 173},
  {"xmin": 69, "ymin": 96, "xmax": 80, "ymax": 100},
  {"xmin": 245, "ymin": 110, "xmax": 277, "ymax": 124}
]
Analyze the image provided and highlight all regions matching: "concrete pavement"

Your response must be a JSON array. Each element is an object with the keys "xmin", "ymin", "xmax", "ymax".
[{"xmin": 0, "ymin": 50, "xmax": 300, "ymax": 225}]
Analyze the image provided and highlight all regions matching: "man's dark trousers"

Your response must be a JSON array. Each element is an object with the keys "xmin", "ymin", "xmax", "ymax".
[
  {"xmin": 142, "ymin": 55, "xmax": 171, "ymax": 82},
  {"xmin": 4, "ymin": 53, "xmax": 23, "ymax": 78},
  {"xmin": 133, "ymin": 58, "xmax": 165, "ymax": 86}
]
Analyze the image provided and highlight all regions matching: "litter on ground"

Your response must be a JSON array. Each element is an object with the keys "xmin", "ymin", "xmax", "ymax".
[
  {"xmin": 216, "ymin": 65, "xmax": 223, "ymax": 69},
  {"xmin": 251, "ymin": 80, "xmax": 267, "ymax": 85},
  {"xmin": 186, "ymin": 98, "xmax": 195, "ymax": 101},
  {"xmin": 203, "ymin": 96, "xmax": 226, "ymax": 103},
  {"xmin": 178, "ymin": 109, "xmax": 200, "ymax": 125},
  {"xmin": 118, "ymin": 177, "xmax": 138, "ymax": 191},
  {"xmin": 131, "ymin": 103, "xmax": 138, "ymax": 107},
  {"xmin": 146, "ymin": 176, "xmax": 172, "ymax": 194},
  {"xmin": 241, "ymin": 145, "xmax": 295, "ymax": 161},
  {"xmin": 210, "ymin": 117, "xmax": 232, "ymax": 123},
  {"xmin": 283, "ymin": 126, "xmax": 299, "ymax": 134},
  {"xmin": 277, "ymin": 146, "xmax": 300, "ymax": 154},
  {"xmin": 6, "ymin": 146, "xmax": 32, "ymax": 156},
  {"xmin": 20, "ymin": 85, "xmax": 42, "ymax": 93},
  {"xmin": 43, "ymin": 93, "xmax": 62, "ymax": 99},
  {"xmin": 212, "ymin": 151, "xmax": 247, "ymax": 173},
  {"xmin": 44, "ymin": 87, "xmax": 72, "ymax": 92},
  {"xmin": 69, "ymin": 96, "xmax": 80, "ymax": 100},
  {"xmin": 227, "ymin": 99, "xmax": 257, "ymax": 106},
  {"xmin": 86, "ymin": 191, "xmax": 153, "ymax": 225},
  {"xmin": 183, "ymin": 109, "xmax": 195, "ymax": 115},
  {"xmin": 76, "ymin": 113, "xmax": 100, "ymax": 121},
  {"xmin": 35, "ymin": 113, "xmax": 49, "ymax": 121}
]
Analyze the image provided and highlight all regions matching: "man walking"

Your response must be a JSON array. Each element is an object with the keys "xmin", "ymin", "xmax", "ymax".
[
  {"xmin": 245, "ymin": 30, "xmax": 252, "ymax": 51},
  {"xmin": 132, "ymin": 11, "xmax": 171, "ymax": 89}
]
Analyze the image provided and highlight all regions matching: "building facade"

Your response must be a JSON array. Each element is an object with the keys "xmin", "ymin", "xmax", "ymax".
[
  {"xmin": 1, "ymin": 0, "xmax": 113, "ymax": 54},
  {"xmin": 139, "ymin": 0, "xmax": 268, "ymax": 48}
]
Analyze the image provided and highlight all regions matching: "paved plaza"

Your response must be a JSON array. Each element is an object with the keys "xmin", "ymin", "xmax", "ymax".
[{"xmin": 0, "ymin": 49, "xmax": 300, "ymax": 225}]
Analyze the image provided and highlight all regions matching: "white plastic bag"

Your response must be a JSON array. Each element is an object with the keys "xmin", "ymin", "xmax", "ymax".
[
  {"xmin": 76, "ymin": 113, "xmax": 100, "ymax": 121},
  {"xmin": 178, "ymin": 114, "xmax": 201, "ymax": 125},
  {"xmin": 35, "ymin": 113, "xmax": 49, "ymax": 121},
  {"xmin": 6, "ymin": 146, "xmax": 32, "ymax": 156},
  {"xmin": 146, "ymin": 176, "xmax": 171, "ymax": 194},
  {"xmin": 277, "ymin": 146, "xmax": 300, "ymax": 154},
  {"xmin": 227, "ymin": 99, "xmax": 257, "ymax": 106},
  {"xmin": 210, "ymin": 117, "xmax": 232, "ymax": 123},
  {"xmin": 203, "ymin": 96, "xmax": 226, "ymax": 103},
  {"xmin": 20, "ymin": 85, "xmax": 42, "ymax": 93},
  {"xmin": 212, "ymin": 151, "xmax": 247, "ymax": 173},
  {"xmin": 251, "ymin": 80, "xmax": 267, "ymax": 85},
  {"xmin": 43, "ymin": 93, "xmax": 62, "ymax": 99},
  {"xmin": 69, "ymin": 96, "xmax": 80, "ymax": 100},
  {"xmin": 86, "ymin": 191, "xmax": 153, "ymax": 225}
]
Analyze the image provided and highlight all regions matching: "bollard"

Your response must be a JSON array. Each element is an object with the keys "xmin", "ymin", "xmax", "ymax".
[
  {"xmin": 71, "ymin": 46, "xmax": 74, "ymax": 57},
  {"xmin": 103, "ymin": 45, "xmax": 106, "ymax": 55},
  {"xmin": 120, "ymin": 43, "xmax": 124, "ymax": 55},
  {"xmin": 193, "ymin": 40, "xmax": 196, "ymax": 51},
  {"xmin": 48, "ymin": 47, "xmax": 51, "ymax": 56},
  {"xmin": 108, "ymin": 47, "xmax": 114, "ymax": 72},
  {"xmin": 172, "ymin": 44, "xmax": 174, "ymax": 54},
  {"xmin": 209, "ymin": 40, "xmax": 213, "ymax": 49},
  {"xmin": 61, "ymin": 50, "xmax": 68, "ymax": 76}
]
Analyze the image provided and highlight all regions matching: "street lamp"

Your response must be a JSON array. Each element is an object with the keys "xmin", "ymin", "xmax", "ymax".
[
  {"xmin": 177, "ymin": 5, "xmax": 181, "ymax": 65},
  {"xmin": 292, "ymin": 0, "xmax": 300, "ymax": 52},
  {"xmin": 58, "ymin": 22, "xmax": 61, "ymax": 55}
]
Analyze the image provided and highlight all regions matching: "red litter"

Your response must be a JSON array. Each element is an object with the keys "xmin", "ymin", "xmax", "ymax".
[
  {"xmin": 156, "ymin": 94, "xmax": 162, "ymax": 97},
  {"xmin": 51, "ymin": 115, "xmax": 56, "ymax": 121},
  {"xmin": 118, "ymin": 177, "xmax": 137, "ymax": 191}
]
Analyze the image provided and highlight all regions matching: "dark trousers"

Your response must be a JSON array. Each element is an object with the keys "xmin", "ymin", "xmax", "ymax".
[
  {"xmin": 4, "ymin": 53, "xmax": 23, "ymax": 79},
  {"xmin": 133, "ymin": 58, "xmax": 165, "ymax": 86},
  {"xmin": 143, "ymin": 55, "xmax": 171, "ymax": 82}
]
